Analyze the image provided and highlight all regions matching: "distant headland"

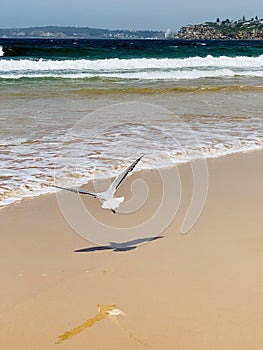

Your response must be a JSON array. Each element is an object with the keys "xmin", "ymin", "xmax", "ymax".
[
  {"xmin": 175, "ymin": 16, "xmax": 263, "ymax": 40},
  {"xmin": 1, "ymin": 17, "xmax": 263, "ymax": 40}
]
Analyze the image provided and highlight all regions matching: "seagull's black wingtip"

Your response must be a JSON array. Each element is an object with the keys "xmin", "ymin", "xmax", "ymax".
[{"xmin": 135, "ymin": 154, "xmax": 144, "ymax": 163}]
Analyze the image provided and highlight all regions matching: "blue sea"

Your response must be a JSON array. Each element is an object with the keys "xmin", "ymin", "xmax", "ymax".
[{"xmin": 0, "ymin": 38, "xmax": 263, "ymax": 206}]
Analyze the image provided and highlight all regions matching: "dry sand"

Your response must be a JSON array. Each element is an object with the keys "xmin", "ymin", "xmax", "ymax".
[{"xmin": 0, "ymin": 150, "xmax": 263, "ymax": 349}]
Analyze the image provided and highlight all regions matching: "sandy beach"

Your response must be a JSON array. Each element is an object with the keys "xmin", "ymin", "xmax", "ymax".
[{"xmin": 0, "ymin": 150, "xmax": 263, "ymax": 349}]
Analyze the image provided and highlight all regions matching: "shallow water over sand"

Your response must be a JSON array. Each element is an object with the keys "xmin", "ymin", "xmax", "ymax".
[
  {"xmin": 1, "ymin": 39, "xmax": 263, "ymax": 206},
  {"xmin": 0, "ymin": 88, "xmax": 263, "ymax": 207}
]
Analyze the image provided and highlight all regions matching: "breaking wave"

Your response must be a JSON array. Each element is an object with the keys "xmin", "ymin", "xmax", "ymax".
[{"xmin": 0, "ymin": 55, "xmax": 263, "ymax": 80}]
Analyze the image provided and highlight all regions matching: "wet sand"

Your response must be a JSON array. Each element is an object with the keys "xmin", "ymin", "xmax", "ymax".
[{"xmin": 0, "ymin": 150, "xmax": 263, "ymax": 349}]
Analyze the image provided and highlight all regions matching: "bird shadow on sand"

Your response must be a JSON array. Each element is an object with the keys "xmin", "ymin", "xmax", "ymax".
[{"xmin": 74, "ymin": 236, "xmax": 164, "ymax": 253}]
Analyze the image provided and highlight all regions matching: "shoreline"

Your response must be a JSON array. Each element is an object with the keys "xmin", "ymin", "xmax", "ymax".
[
  {"xmin": 0, "ymin": 149, "xmax": 263, "ymax": 349},
  {"xmin": 1, "ymin": 147, "xmax": 262, "ymax": 211}
]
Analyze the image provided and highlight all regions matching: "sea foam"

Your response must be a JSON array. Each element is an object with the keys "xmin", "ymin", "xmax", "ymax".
[
  {"xmin": 1, "ymin": 114, "xmax": 263, "ymax": 208},
  {"xmin": 0, "ymin": 55, "xmax": 263, "ymax": 80}
]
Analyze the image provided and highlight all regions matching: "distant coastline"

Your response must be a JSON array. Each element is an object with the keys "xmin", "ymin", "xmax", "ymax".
[
  {"xmin": 175, "ymin": 17, "xmax": 263, "ymax": 40},
  {"xmin": 0, "ymin": 26, "xmax": 164, "ymax": 40},
  {"xmin": 1, "ymin": 17, "xmax": 263, "ymax": 40}
]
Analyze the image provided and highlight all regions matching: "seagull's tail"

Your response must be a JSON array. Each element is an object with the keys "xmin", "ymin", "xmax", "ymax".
[{"xmin": 102, "ymin": 197, "xmax": 124, "ymax": 211}]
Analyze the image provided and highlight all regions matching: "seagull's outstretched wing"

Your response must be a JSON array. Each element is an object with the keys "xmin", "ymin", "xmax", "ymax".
[
  {"xmin": 109, "ymin": 155, "xmax": 144, "ymax": 193},
  {"xmin": 54, "ymin": 185, "xmax": 97, "ymax": 198}
]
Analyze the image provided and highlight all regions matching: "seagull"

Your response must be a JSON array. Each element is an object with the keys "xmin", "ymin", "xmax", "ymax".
[{"xmin": 54, "ymin": 155, "xmax": 144, "ymax": 213}]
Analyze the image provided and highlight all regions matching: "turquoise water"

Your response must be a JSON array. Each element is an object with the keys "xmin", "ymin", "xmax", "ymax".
[
  {"xmin": 1, "ymin": 39, "xmax": 263, "ymax": 83},
  {"xmin": 1, "ymin": 38, "xmax": 263, "ymax": 59}
]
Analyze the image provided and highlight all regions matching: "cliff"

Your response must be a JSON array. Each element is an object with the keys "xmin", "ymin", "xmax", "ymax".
[{"xmin": 176, "ymin": 17, "xmax": 263, "ymax": 40}]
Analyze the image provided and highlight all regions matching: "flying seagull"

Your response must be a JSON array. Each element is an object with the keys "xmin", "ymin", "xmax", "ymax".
[{"xmin": 54, "ymin": 155, "xmax": 144, "ymax": 213}]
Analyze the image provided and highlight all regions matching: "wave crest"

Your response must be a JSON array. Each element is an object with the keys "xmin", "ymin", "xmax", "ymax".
[{"xmin": 0, "ymin": 55, "xmax": 263, "ymax": 80}]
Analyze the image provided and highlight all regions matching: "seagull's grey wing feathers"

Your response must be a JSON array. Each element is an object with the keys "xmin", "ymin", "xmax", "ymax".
[
  {"xmin": 54, "ymin": 185, "xmax": 97, "ymax": 197},
  {"xmin": 109, "ymin": 155, "xmax": 144, "ymax": 192}
]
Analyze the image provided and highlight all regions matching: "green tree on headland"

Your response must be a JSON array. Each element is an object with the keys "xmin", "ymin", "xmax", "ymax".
[{"xmin": 176, "ymin": 16, "xmax": 263, "ymax": 40}]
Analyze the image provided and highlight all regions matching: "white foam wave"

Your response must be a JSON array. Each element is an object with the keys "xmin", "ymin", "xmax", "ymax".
[
  {"xmin": 1, "ymin": 115, "xmax": 263, "ymax": 208},
  {"xmin": 0, "ymin": 55, "xmax": 263, "ymax": 71},
  {"xmin": 0, "ymin": 55, "xmax": 263, "ymax": 80},
  {"xmin": 1, "ymin": 69, "xmax": 263, "ymax": 80},
  {"xmin": 1, "ymin": 140, "xmax": 262, "ymax": 209},
  {"xmin": 0, "ymin": 45, "xmax": 4, "ymax": 57}
]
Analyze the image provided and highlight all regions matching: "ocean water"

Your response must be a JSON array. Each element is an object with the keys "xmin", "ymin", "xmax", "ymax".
[{"xmin": 0, "ymin": 38, "xmax": 263, "ymax": 207}]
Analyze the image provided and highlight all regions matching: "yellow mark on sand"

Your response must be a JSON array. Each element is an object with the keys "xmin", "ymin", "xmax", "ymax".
[{"xmin": 56, "ymin": 304, "xmax": 124, "ymax": 344}]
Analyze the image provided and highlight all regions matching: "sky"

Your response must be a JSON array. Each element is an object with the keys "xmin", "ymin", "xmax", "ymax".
[{"xmin": 1, "ymin": 0, "xmax": 262, "ymax": 31}]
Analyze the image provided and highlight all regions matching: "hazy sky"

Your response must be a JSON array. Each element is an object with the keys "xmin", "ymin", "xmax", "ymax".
[{"xmin": 1, "ymin": 0, "xmax": 262, "ymax": 31}]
